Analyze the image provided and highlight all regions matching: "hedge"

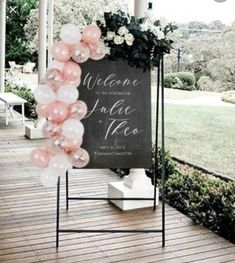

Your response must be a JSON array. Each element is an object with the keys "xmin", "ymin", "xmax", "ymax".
[
  {"xmin": 221, "ymin": 90, "xmax": 235, "ymax": 105},
  {"xmin": 164, "ymin": 72, "xmax": 196, "ymax": 91},
  {"xmin": 112, "ymin": 149, "xmax": 235, "ymax": 243},
  {"xmin": 165, "ymin": 170, "xmax": 235, "ymax": 242}
]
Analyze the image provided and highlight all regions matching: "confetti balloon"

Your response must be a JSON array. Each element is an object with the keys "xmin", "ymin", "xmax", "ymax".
[{"xmin": 70, "ymin": 148, "xmax": 90, "ymax": 168}]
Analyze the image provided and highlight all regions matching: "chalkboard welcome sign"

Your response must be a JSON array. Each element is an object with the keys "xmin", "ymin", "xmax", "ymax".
[{"xmin": 79, "ymin": 58, "xmax": 152, "ymax": 168}]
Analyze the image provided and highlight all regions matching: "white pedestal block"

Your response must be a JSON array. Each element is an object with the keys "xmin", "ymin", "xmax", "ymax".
[
  {"xmin": 108, "ymin": 181, "xmax": 158, "ymax": 211},
  {"xmin": 25, "ymin": 123, "xmax": 45, "ymax": 139}
]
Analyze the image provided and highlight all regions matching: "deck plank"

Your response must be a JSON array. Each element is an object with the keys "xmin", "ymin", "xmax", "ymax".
[{"xmin": 0, "ymin": 121, "xmax": 234, "ymax": 263}]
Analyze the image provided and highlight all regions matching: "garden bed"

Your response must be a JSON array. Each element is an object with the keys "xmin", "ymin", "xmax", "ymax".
[{"xmin": 112, "ymin": 150, "xmax": 235, "ymax": 243}]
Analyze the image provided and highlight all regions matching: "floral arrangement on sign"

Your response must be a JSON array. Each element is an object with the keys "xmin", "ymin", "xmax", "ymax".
[
  {"xmin": 30, "ymin": 24, "xmax": 107, "ymax": 187},
  {"xmin": 97, "ymin": 11, "xmax": 176, "ymax": 70}
]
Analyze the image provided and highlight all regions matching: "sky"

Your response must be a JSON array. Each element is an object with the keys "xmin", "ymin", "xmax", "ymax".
[{"xmin": 151, "ymin": 0, "xmax": 235, "ymax": 25}]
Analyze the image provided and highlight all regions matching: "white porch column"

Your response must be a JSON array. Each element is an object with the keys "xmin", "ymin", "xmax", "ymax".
[
  {"xmin": 134, "ymin": 0, "xmax": 148, "ymax": 17},
  {"xmin": 0, "ymin": 0, "xmax": 6, "ymax": 92},
  {"xmin": 38, "ymin": 0, "xmax": 48, "ymax": 83},
  {"xmin": 47, "ymin": 0, "xmax": 54, "ymax": 63}
]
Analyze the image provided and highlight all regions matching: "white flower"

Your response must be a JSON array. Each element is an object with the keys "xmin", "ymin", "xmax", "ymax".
[
  {"xmin": 118, "ymin": 26, "xmax": 129, "ymax": 36},
  {"xmin": 106, "ymin": 31, "xmax": 115, "ymax": 40},
  {"xmin": 157, "ymin": 31, "xmax": 165, "ymax": 40},
  {"xmin": 124, "ymin": 33, "xmax": 134, "ymax": 46},
  {"xmin": 160, "ymin": 17, "xmax": 168, "ymax": 29},
  {"xmin": 153, "ymin": 27, "xmax": 165, "ymax": 40},
  {"xmin": 114, "ymin": 35, "xmax": 124, "ymax": 45},
  {"xmin": 140, "ymin": 23, "xmax": 148, "ymax": 31}
]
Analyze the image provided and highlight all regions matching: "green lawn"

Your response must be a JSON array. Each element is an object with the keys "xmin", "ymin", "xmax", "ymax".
[
  {"xmin": 164, "ymin": 104, "xmax": 235, "ymax": 179},
  {"xmin": 165, "ymin": 88, "xmax": 219, "ymax": 100}
]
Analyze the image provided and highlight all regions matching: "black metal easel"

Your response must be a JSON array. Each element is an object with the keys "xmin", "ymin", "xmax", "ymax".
[{"xmin": 56, "ymin": 56, "xmax": 166, "ymax": 248}]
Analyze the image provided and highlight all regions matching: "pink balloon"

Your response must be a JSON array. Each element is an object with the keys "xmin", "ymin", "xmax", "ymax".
[
  {"xmin": 69, "ymin": 148, "xmax": 90, "ymax": 168},
  {"xmin": 88, "ymin": 41, "xmax": 106, "ymax": 60},
  {"xmin": 64, "ymin": 77, "xmax": 81, "ymax": 87},
  {"xmin": 42, "ymin": 121, "xmax": 62, "ymax": 138},
  {"xmin": 36, "ymin": 104, "xmax": 49, "ymax": 118},
  {"xmin": 69, "ymin": 100, "xmax": 87, "ymax": 120},
  {"xmin": 63, "ymin": 62, "xmax": 81, "ymax": 81},
  {"xmin": 62, "ymin": 137, "xmax": 83, "ymax": 153},
  {"xmin": 82, "ymin": 25, "xmax": 101, "ymax": 44},
  {"xmin": 46, "ymin": 69, "xmax": 64, "ymax": 87},
  {"xmin": 51, "ymin": 41, "xmax": 71, "ymax": 62},
  {"xmin": 45, "ymin": 136, "xmax": 64, "ymax": 155},
  {"xmin": 47, "ymin": 101, "xmax": 68, "ymax": 124},
  {"xmin": 72, "ymin": 43, "xmax": 90, "ymax": 63},
  {"xmin": 30, "ymin": 148, "xmax": 50, "ymax": 168}
]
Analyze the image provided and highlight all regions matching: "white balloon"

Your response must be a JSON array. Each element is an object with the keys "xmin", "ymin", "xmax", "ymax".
[
  {"xmin": 40, "ymin": 168, "xmax": 59, "ymax": 187},
  {"xmin": 49, "ymin": 154, "xmax": 72, "ymax": 174},
  {"xmin": 48, "ymin": 60, "xmax": 65, "ymax": 72},
  {"xmin": 60, "ymin": 24, "xmax": 81, "ymax": 45},
  {"xmin": 63, "ymin": 119, "xmax": 84, "ymax": 140},
  {"xmin": 57, "ymin": 85, "xmax": 79, "ymax": 104},
  {"xmin": 34, "ymin": 84, "xmax": 56, "ymax": 105}
]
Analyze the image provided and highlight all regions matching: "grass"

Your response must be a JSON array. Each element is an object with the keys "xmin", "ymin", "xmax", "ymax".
[
  {"xmin": 164, "ymin": 88, "xmax": 219, "ymax": 100},
  {"xmin": 164, "ymin": 104, "xmax": 235, "ymax": 179}
]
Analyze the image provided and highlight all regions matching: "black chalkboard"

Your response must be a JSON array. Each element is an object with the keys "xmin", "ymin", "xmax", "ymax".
[{"xmin": 79, "ymin": 58, "xmax": 152, "ymax": 168}]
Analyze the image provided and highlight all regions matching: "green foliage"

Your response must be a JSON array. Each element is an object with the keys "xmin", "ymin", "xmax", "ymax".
[
  {"xmin": 164, "ymin": 72, "xmax": 196, "ymax": 90},
  {"xmin": 221, "ymin": 90, "xmax": 235, "ymax": 104},
  {"xmin": 5, "ymin": 83, "xmax": 37, "ymax": 119},
  {"xmin": 165, "ymin": 171, "xmax": 235, "ymax": 242},
  {"xmin": 113, "ymin": 149, "xmax": 235, "ymax": 243},
  {"xmin": 6, "ymin": 0, "xmax": 37, "ymax": 66},
  {"xmin": 97, "ymin": 11, "xmax": 176, "ymax": 70}
]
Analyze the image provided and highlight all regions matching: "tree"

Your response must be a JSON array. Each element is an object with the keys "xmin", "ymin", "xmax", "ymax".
[
  {"xmin": 24, "ymin": 0, "xmax": 128, "ymax": 53},
  {"xmin": 6, "ymin": 0, "xmax": 37, "ymax": 66}
]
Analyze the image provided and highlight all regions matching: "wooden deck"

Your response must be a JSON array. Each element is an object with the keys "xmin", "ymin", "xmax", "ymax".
[{"xmin": 0, "ymin": 120, "xmax": 235, "ymax": 263}]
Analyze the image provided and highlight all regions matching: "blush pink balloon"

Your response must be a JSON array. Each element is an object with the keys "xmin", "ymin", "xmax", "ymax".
[
  {"xmin": 63, "ymin": 62, "xmax": 81, "ymax": 81},
  {"xmin": 69, "ymin": 100, "xmax": 88, "ymax": 120},
  {"xmin": 51, "ymin": 41, "xmax": 71, "ymax": 62},
  {"xmin": 64, "ymin": 77, "xmax": 81, "ymax": 87},
  {"xmin": 36, "ymin": 104, "xmax": 49, "ymax": 118},
  {"xmin": 69, "ymin": 148, "xmax": 90, "ymax": 168},
  {"xmin": 82, "ymin": 25, "xmax": 101, "ymax": 44},
  {"xmin": 47, "ymin": 101, "xmax": 68, "ymax": 124},
  {"xmin": 46, "ymin": 69, "xmax": 64, "ymax": 87},
  {"xmin": 88, "ymin": 41, "xmax": 106, "ymax": 60},
  {"xmin": 72, "ymin": 43, "xmax": 90, "ymax": 63},
  {"xmin": 30, "ymin": 148, "xmax": 50, "ymax": 168},
  {"xmin": 42, "ymin": 121, "xmax": 62, "ymax": 138},
  {"xmin": 62, "ymin": 137, "xmax": 83, "ymax": 153},
  {"xmin": 45, "ymin": 136, "xmax": 64, "ymax": 155}
]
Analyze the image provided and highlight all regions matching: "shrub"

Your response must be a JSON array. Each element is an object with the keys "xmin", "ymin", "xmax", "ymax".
[
  {"xmin": 165, "ymin": 170, "xmax": 235, "ymax": 243},
  {"xmin": 164, "ymin": 72, "xmax": 196, "ymax": 91},
  {"xmin": 5, "ymin": 83, "xmax": 37, "ymax": 119},
  {"xmin": 221, "ymin": 90, "xmax": 235, "ymax": 104},
  {"xmin": 197, "ymin": 76, "xmax": 214, "ymax": 91},
  {"xmin": 112, "ymin": 151, "xmax": 235, "ymax": 243}
]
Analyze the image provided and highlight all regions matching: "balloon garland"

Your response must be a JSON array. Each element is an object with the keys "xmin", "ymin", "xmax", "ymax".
[{"xmin": 30, "ymin": 24, "xmax": 106, "ymax": 187}]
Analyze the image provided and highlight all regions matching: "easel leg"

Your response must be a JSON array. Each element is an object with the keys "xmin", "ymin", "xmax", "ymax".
[
  {"xmin": 161, "ymin": 57, "xmax": 166, "ymax": 247},
  {"xmin": 66, "ymin": 171, "xmax": 69, "ymax": 211},
  {"xmin": 56, "ymin": 176, "xmax": 60, "ymax": 248},
  {"xmin": 154, "ymin": 65, "xmax": 160, "ymax": 211}
]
